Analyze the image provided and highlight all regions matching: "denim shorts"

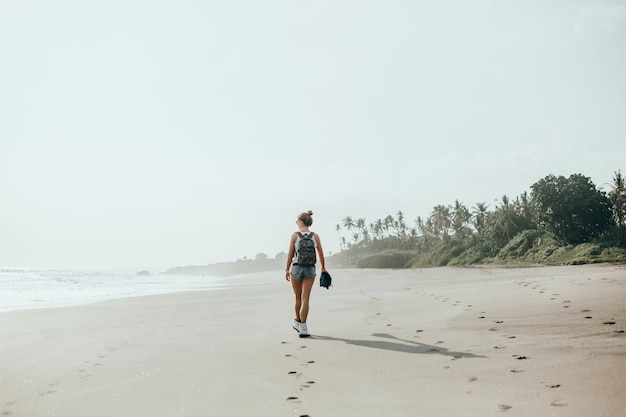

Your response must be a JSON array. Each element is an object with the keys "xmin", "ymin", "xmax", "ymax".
[{"xmin": 290, "ymin": 265, "xmax": 316, "ymax": 280}]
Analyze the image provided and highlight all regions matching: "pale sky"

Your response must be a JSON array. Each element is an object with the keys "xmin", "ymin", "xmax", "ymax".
[{"xmin": 1, "ymin": 1, "xmax": 625, "ymax": 270}]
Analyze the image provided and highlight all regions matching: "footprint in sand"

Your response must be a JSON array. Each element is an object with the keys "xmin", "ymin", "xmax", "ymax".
[
  {"xmin": 467, "ymin": 376, "xmax": 478, "ymax": 382},
  {"xmin": 550, "ymin": 400, "xmax": 568, "ymax": 407},
  {"xmin": 300, "ymin": 381, "xmax": 316, "ymax": 389},
  {"xmin": 510, "ymin": 368, "xmax": 524, "ymax": 373},
  {"xmin": 513, "ymin": 355, "xmax": 528, "ymax": 360},
  {"xmin": 603, "ymin": 321, "xmax": 616, "ymax": 325},
  {"xmin": 499, "ymin": 404, "xmax": 512, "ymax": 411},
  {"xmin": 545, "ymin": 383, "xmax": 561, "ymax": 388}
]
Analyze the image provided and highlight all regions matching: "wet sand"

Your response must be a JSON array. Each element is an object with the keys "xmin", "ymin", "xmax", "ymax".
[{"xmin": 1, "ymin": 265, "xmax": 624, "ymax": 416}]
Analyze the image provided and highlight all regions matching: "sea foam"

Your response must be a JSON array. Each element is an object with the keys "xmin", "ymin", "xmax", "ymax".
[{"xmin": 0, "ymin": 269, "xmax": 228, "ymax": 313}]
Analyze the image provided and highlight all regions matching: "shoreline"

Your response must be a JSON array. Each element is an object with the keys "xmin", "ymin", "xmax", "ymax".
[
  {"xmin": 1, "ymin": 265, "xmax": 624, "ymax": 416},
  {"xmin": 0, "ymin": 271, "xmax": 243, "ymax": 315}
]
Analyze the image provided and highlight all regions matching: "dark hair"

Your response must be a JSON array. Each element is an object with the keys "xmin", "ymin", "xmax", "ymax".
[{"xmin": 298, "ymin": 210, "xmax": 314, "ymax": 227}]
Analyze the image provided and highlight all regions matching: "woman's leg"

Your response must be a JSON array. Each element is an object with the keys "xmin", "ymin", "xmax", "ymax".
[
  {"xmin": 299, "ymin": 277, "xmax": 315, "ymax": 323},
  {"xmin": 291, "ymin": 278, "xmax": 303, "ymax": 322}
]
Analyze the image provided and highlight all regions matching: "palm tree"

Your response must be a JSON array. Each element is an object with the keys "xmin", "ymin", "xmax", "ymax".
[
  {"xmin": 396, "ymin": 210, "xmax": 407, "ymax": 238},
  {"xmin": 383, "ymin": 215, "xmax": 394, "ymax": 237},
  {"xmin": 336, "ymin": 224, "xmax": 344, "ymax": 250},
  {"xmin": 374, "ymin": 219, "xmax": 384, "ymax": 240},
  {"xmin": 609, "ymin": 170, "xmax": 626, "ymax": 244},
  {"xmin": 423, "ymin": 216, "xmax": 437, "ymax": 249},
  {"xmin": 431, "ymin": 204, "xmax": 452, "ymax": 242},
  {"xmin": 495, "ymin": 195, "xmax": 516, "ymax": 242},
  {"xmin": 356, "ymin": 218, "xmax": 367, "ymax": 242},
  {"xmin": 342, "ymin": 216, "xmax": 355, "ymax": 232},
  {"xmin": 451, "ymin": 200, "xmax": 471, "ymax": 238},
  {"xmin": 514, "ymin": 191, "xmax": 533, "ymax": 221},
  {"xmin": 472, "ymin": 202, "xmax": 489, "ymax": 233}
]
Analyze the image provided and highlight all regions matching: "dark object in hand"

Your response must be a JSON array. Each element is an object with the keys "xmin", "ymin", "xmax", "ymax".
[{"xmin": 320, "ymin": 271, "xmax": 332, "ymax": 289}]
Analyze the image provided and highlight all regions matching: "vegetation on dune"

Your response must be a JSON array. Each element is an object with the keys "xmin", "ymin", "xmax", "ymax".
[
  {"xmin": 334, "ymin": 171, "xmax": 626, "ymax": 268},
  {"xmin": 167, "ymin": 170, "xmax": 625, "ymax": 276}
]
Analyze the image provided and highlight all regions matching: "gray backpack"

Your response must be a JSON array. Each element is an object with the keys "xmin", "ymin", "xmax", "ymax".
[{"xmin": 296, "ymin": 232, "xmax": 316, "ymax": 266}]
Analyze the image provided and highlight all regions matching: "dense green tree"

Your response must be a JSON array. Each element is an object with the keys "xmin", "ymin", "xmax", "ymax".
[{"xmin": 530, "ymin": 174, "xmax": 612, "ymax": 244}]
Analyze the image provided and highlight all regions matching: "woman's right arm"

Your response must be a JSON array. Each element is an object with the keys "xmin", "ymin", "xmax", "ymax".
[{"xmin": 285, "ymin": 233, "xmax": 296, "ymax": 281}]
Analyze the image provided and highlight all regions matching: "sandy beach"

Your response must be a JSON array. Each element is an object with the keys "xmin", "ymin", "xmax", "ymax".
[{"xmin": 1, "ymin": 265, "xmax": 624, "ymax": 417}]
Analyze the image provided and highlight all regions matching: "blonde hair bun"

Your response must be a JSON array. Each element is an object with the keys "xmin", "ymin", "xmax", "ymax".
[{"xmin": 298, "ymin": 210, "xmax": 314, "ymax": 227}]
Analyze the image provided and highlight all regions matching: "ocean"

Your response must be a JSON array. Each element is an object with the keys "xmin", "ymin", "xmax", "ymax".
[{"xmin": 0, "ymin": 268, "xmax": 231, "ymax": 314}]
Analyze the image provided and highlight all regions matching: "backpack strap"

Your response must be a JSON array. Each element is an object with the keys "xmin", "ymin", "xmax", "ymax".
[{"xmin": 296, "ymin": 232, "xmax": 314, "ymax": 238}]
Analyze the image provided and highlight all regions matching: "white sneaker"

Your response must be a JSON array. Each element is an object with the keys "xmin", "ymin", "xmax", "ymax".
[
  {"xmin": 292, "ymin": 319, "xmax": 300, "ymax": 333},
  {"xmin": 299, "ymin": 322, "xmax": 310, "ymax": 338}
]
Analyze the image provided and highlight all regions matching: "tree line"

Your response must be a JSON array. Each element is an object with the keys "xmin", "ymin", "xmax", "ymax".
[{"xmin": 335, "ymin": 171, "xmax": 626, "ymax": 268}]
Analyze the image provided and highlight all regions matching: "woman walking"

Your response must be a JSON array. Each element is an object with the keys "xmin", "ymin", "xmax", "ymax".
[{"xmin": 285, "ymin": 210, "xmax": 327, "ymax": 337}]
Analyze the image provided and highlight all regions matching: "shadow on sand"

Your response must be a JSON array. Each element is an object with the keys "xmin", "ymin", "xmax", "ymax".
[{"xmin": 312, "ymin": 333, "xmax": 486, "ymax": 359}]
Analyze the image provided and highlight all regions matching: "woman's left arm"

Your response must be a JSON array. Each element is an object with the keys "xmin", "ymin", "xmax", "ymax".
[{"xmin": 315, "ymin": 234, "xmax": 327, "ymax": 272}]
